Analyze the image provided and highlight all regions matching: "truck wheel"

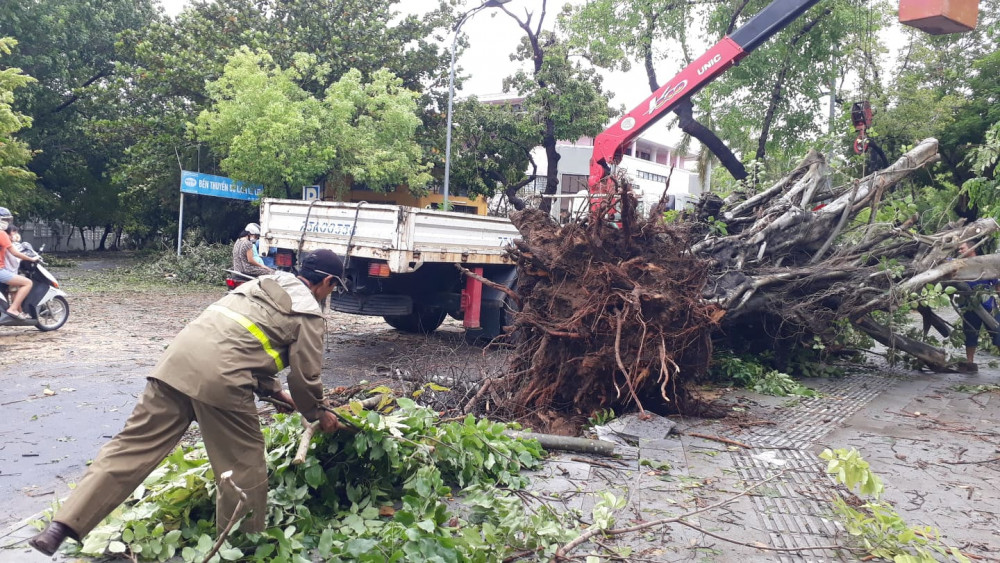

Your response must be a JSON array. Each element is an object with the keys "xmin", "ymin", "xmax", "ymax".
[{"xmin": 383, "ymin": 305, "xmax": 447, "ymax": 334}]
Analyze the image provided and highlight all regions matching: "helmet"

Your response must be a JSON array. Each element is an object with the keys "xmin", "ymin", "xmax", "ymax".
[
  {"xmin": 0, "ymin": 207, "xmax": 11, "ymax": 219},
  {"xmin": 245, "ymin": 223, "xmax": 261, "ymax": 235}
]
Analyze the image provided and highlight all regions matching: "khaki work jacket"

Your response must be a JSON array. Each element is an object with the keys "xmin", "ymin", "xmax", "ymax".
[{"xmin": 150, "ymin": 272, "xmax": 326, "ymax": 421}]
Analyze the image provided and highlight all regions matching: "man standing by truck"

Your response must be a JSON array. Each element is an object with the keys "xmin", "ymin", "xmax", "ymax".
[{"xmin": 29, "ymin": 250, "xmax": 346, "ymax": 556}]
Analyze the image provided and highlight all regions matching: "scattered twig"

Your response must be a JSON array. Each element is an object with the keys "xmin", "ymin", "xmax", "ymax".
[
  {"xmin": 463, "ymin": 378, "xmax": 493, "ymax": 414},
  {"xmin": 938, "ymin": 456, "xmax": 1000, "ymax": 466},
  {"xmin": 203, "ymin": 471, "xmax": 246, "ymax": 563},
  {"xmin": 570, "ymin": 456, "xmax": 623, "ymax": 470},
  {"xmin": 502, "ymin": 549, "xmax": 539, "ymax": 562},
  {"xmin": 551, "ymin": 471, "xmax": 844, "ymax": 561},
  {"xmin": 683, "ymin": 432, "xmax": 751, "ymax": 449},
  {"xmin": 675, "ymin": 518, "xmax": 849, "ymax": 555},
  {"xmin": 293, "ymin": 418, "xmax": 320, "ymax": 465}
]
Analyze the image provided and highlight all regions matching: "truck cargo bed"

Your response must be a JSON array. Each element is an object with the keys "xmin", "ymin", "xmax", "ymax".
[{"xmin": 260, "ymin": 198, "xmax": 519, "ymax": 273}]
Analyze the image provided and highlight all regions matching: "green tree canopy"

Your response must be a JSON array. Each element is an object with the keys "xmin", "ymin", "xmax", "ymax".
[
  {"xmin": 448, "ymin": 98, "xmax": 542, "ymax": 203},
  {"xmin": 0, "ymin": 0, "xmax": 160, "ymax": 247},
  {"xmin": 2, "ymin": 0, "xmax": 453, "ymax": 247},
  {"xmin": 0, "ymin": 37, "xmax": 37, "ymax": 209},
  {"xmin": 193, "ymin": 48, "xmax": 430, "ymax": 197}
]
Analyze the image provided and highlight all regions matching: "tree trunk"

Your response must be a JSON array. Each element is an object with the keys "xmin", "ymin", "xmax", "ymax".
[{"xmin": 98, "ymin": 224, "xmax": 112, "ymax": 250}]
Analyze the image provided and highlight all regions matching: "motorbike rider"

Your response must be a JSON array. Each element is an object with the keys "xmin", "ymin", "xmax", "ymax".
[
  {"xmin": 0, "ymin": 208, "xmax": 40, "ymax": 319},
  {"xmin": 232, "ymin": 223, "xmax": 274, "ymax": 278},
  {"xmin": 3, "ymin": 225, "xmax": 23, "ymax": 302}
]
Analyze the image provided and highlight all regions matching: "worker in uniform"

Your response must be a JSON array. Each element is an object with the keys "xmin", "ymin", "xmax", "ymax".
[{"xmin": 29, "ymin": 249, "xmax": 346, "ymax": 556}]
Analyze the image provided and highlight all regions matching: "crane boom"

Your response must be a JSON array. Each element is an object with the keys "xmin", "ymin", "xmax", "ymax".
[{"xmin": 588, "ymin": 0, "xmax": 824, "ymax": 191}]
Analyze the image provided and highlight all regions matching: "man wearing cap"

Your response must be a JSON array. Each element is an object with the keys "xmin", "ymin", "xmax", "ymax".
[
  {"xmin": 30, "ymin": 249, "xmax": 347, "ymax": 556},
  {"xmin": 0, "ymin": 207, "xmax": 40, "ymax": 320}
]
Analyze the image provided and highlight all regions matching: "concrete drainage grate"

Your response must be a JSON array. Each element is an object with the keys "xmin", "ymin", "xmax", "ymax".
[
  {"xmin": 726, "ymin": 373, "xmax": 902, "ymax": 561},
  {"xmin": 732, "ymin": 447, "xmax": 849, "ymax": 562},
  {"xmin": 747, "ymin": 373, "xmax": 900, "ymax": 448}
]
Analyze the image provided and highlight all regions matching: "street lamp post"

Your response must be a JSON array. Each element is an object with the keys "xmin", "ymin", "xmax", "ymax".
[{"xmin": 442, "ymin": 0, "xmax": 510, "ymax": 211}]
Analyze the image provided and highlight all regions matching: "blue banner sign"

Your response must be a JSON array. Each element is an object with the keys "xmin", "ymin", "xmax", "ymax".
[{"xmin": 180, "ymin": 170, "xmax": 263, "ymax": 201}]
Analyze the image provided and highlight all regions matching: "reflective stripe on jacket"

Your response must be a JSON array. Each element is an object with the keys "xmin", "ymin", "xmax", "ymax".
[{"xmin": 149, "ymin": 272, "xmax": 327, "ymax": 421}]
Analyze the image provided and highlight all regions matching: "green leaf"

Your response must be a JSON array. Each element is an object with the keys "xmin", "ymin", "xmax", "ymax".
[
  {"xmin": 317, "ymin": 528, "xmax": 335, "ymax": 556},
  {"xmin": 219, "ymin": 546, "xmax": 243, "ymax": 560},
  {"xmin": 346, "ymin": 538, "xmax": 378, "ymax": 556},
  {"xmin": 305, "ymin": 463, "xmax": 324, "ymax": 488}
]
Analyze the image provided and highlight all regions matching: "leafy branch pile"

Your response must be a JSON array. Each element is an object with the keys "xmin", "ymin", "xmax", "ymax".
[
  {"xmin": 821, "ymin": 448, "xmax": 971, "ymax": 563},
  {"xmin": 56, "ymin": 399, "xmax": 578, "ymax": 562}
]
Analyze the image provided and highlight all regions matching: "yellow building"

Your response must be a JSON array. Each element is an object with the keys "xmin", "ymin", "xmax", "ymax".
[{"xmin": 331, "ymin": 184, "xmax": 489, "ymax": 215}]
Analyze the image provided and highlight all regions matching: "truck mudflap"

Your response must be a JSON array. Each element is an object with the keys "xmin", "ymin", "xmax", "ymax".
[{"xmin": 463, "ymin": 266, "xmax": 517, "ymax": 345}]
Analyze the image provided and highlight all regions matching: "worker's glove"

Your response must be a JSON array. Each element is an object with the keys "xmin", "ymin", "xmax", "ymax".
[{"xmin": 318, "ymin": 410, "xmax": 341, "ymax": 434}]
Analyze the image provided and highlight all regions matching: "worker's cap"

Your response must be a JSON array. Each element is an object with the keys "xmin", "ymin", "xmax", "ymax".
[
  {"xmin": 244, "ymin": 223, "xmax": 261, "ymax": 235},
  {"xmin": 0, "ymin": 207, "xmax": 12, "ymax": 219},
  {"xmin": 301, "ymin": 249, "xmax": 344, "ymax": 278}
]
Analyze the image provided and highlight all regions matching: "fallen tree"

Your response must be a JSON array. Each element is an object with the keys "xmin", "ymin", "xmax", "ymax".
[{"xmin": 485, "ymin": 138, "xmax": 1000, "ymax": 432}]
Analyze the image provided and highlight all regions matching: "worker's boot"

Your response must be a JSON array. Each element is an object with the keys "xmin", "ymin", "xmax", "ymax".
[{"xmin": 28, "ymin": 521, "xmax": 78, "ymax": 556}]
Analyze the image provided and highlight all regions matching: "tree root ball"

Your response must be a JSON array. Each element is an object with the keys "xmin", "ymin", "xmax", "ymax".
[{"xmin": 496, "ymin": 182, "xmax": 721, "ymax": 433}]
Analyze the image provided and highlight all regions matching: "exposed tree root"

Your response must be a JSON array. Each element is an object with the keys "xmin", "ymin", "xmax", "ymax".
[{"xmin": 489, "ymin": 138, "xmax": 1000, "ymax": 433}]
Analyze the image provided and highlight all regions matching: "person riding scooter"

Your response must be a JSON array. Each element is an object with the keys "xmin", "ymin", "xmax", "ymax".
[
  {"xmin": 232, "ymin": 223, "xmax": 274, "ymax": 278},
  {"xmin": 0, "ymin": 240, "xmax": 70, "ymax": 331},
  {"xmin": 0, "ymin": 208, "xmax": 40, "ymax": 320}
]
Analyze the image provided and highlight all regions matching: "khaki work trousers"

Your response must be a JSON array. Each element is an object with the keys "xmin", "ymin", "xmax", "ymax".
[{"xmin": 54, "ymin": 378, "xmax": 268, "ymax": 537}]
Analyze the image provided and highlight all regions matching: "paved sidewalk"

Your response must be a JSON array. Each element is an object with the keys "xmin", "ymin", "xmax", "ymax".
[
  {"xmin": 3, "ymin": 367, "xmax": 998, "ymax": 561},
  {"xmin": 525, "ymin": 368, "xmax": 999, "ymax": 561}
]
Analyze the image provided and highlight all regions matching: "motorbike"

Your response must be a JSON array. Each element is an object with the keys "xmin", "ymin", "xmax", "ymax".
[
  {"xmin": 224, "ymin": 269, "xmax": 256, "ymax": 291},
  {"xmin": 0, "ymin": 244, "xmax": 70, "ymax": 331}
]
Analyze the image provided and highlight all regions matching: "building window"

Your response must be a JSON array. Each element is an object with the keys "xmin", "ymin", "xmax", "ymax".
[
  {"xmin": 638, "ymin": 151, "xmax": 651, "ymax": 161},
  {"xmin": 560, "ymin": 174, "xmax": 588, "ymax": 194},
  {"xmin": 636, "ymin": 170, "xmax": 670, "ymax": 184}
]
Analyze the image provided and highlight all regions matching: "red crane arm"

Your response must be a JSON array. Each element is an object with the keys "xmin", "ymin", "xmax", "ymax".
[
  {"xmin": 588, "ymin": 38, "xmax": 746, "ymax": 192},
  {"xmin": 587, "ymin": 0, "xmax": 824, "ymax": 192}
]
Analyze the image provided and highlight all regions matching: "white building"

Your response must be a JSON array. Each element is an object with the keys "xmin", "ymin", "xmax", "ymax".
[{"xmin": 528, "ymin": 135, "xmax": 705, "ymax": 220}]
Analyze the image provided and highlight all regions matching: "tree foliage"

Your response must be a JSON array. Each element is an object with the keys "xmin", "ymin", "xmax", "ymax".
[
  {"xmin": 2, "ymin": 0, "xmax": 452, "ymax": 247},
  {"xmin": 0, "ymin": 37, "xmax": 37, "ymax": 208},
  {"xmin": 0, "ymin": 0, "xmax": 159, "ymax": 246},
  {"xmin": 876, "ymin": 2, "xmax": 1000, "ymax": 224},
  {"xmin": 567, "ymin": 0, "xmax": 892, "ymax": 183},
  {"xmin": 60, "ymin": 400, "xmax": 578, "ymax": 562},
  {"xmin": 193, "ymin": 48, "xmax": 431, "ymax": 197},
  {"xmin": 449, "ymin": 99, "xmax": 541, "ymax": 203}
]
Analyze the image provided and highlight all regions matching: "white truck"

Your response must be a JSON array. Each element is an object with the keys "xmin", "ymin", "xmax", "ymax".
[{"xmin": 259, "ymin": 198, "xmax": 520, "ymax": 343}]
